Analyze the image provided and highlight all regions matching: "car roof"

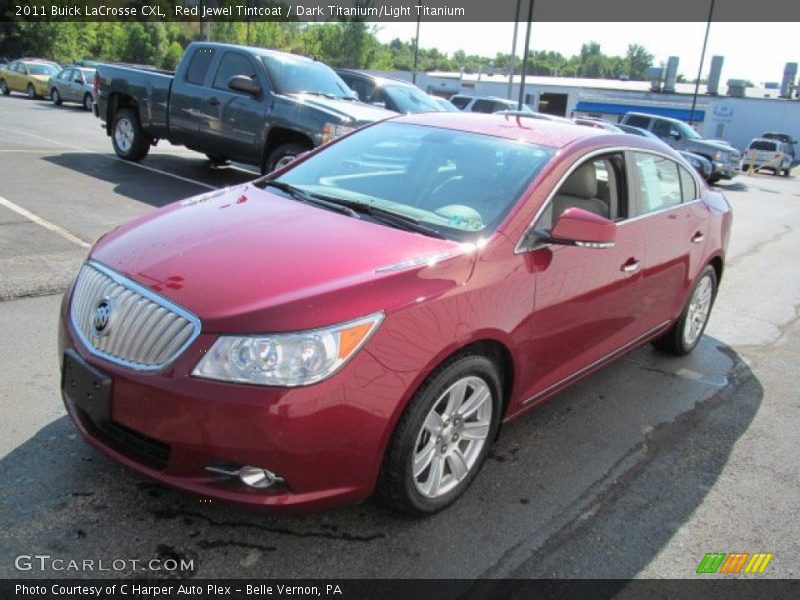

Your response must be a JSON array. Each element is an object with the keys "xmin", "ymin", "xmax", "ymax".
[
  {"xmin": 392, "ymin": 112, "xmax": 663, "ymax": 150},
  {"xmin": 335, "ymin": 69, "xmax": 414, "ymax": 87},
  {"xmin": 749, "ymin": 137, "xmax": 780, "ymax": 145}
]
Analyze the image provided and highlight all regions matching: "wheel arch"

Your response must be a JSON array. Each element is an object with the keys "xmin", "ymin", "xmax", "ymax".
[{"xmin": 263, "ymin": 128, "xmax": 313, "ymax": 165}]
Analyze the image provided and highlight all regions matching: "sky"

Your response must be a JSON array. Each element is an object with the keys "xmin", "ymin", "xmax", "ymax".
[{"xmin": 373, "ymin": 22, "xmax": 799, "ymax": 86}]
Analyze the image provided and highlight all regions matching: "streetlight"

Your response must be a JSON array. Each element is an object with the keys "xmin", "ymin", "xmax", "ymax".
[{"xmin": 517, "ymin": 0, "xmax": 534, "ymax": 111}]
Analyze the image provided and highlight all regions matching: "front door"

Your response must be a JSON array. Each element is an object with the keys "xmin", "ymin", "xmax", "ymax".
[{"xmin": 521, "ymin": 153, "xmax": 651, "ymax": 403}]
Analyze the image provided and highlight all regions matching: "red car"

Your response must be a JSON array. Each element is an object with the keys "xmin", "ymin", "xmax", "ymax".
[{"xmin": 59, "ymin": 113, "xmax": 731, "ymax": 514}]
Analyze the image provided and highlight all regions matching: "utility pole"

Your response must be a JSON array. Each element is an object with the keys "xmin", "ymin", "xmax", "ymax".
[
  {"xmin": 412, "ymin": 1, "xmax": 421, "ymax": 84},
  {"xmin": 517, "ymin": 0, "xmax": 534, "ymax": 111},
  {"xmin": 689, "ymin": 0, "xmax": 715, "ymax": 127},
  {"xmin": 506, "ymin": 0, "xmax": 522, "ymax": 100}
]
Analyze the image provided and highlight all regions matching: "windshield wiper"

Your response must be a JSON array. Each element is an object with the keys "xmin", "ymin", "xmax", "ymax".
[
  {"xmin": 297, "ymin": 90, "xmax": 357, "ymax": 101},
  {"xmin": 312, "ymin": 196, "xmax": 447, "ymax": 239},
  {"xmin": 259, "ymin": 181, "xmax": 360, "ymax": 218}
]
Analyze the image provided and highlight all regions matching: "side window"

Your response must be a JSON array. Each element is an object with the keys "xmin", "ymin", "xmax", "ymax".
[
  {"xmin": 632, "ymin": 152, "xmax": 682, "ymax": 214},
  {"xmin": 72, "ymin": 70, "xmax": 84, "ymax": 84},
  {"xmin": 652, "ymin": 120, "xmax": 673, "ymax": 138},
  {"xmin": 346, "ymin": 78, "xmax": 375, "ymax": 103},
  {"xmin": 61, "ymin": 69, "xmax": 73, "ymax": 81},
  {"xmin": 185, "ymin": 48, "xmax": 216, "ymax": 86},
  {"xmin": 450, "ymin": 96, "xmax": 469, "ymax": 109},
  {"xmin": 537, "ymin": 154, "xmax": 625, "ymax": 230},
  {"xmin": 678, "ymin": 165, "xmax": 697, "ymax": 202},
  {"xmin": 625, "ymin": 115, "xmax": 650, "ymax": 129},
  {"xmin": 212, "ymin": 52, "xmax": 256, "ymax": 91},
  {"xmin": 471, "ymin": 99, "xmax": 496, "ymax": 113}
]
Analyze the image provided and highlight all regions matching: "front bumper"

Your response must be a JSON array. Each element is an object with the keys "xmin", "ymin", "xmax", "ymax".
[
  {"xmin": 712, "ymin": 159, "xmax": 740, "ymax": 179},
  {"xmin": 58, "ymin": 302, "xmax": 413, "ymax": 511}
]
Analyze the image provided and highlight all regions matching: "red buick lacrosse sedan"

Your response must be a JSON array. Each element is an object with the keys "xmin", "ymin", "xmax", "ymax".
[{"xmin": 59, "ymin": 113, "xmax": 731, "ymax": 514}]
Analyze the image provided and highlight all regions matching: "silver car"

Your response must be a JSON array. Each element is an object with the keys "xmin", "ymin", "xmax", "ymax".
[{"xmin": 49, "ymin": 67, "xmax": 95, "ymax": 110}]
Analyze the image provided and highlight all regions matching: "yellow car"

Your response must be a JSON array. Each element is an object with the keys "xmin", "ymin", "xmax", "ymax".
[{"xmin": 0, "ymin": 60, "xmax": 61, "ymax": 99}]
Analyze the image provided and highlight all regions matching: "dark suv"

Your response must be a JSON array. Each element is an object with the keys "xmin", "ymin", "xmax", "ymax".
[{"xmin": 335, "ymin": 69, "xmax": 445, "ymax": 114}]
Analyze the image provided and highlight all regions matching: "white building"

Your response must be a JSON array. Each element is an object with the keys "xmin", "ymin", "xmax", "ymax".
[{"xmin": 367, "ymin": 68, "xmax": 800, "ymax": 152}]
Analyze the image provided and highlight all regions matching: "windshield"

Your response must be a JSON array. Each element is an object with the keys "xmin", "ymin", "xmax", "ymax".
[
  {"xmin": 674, "ymin": 120, "xmax": 701, "ymax": 140},
  {"xmin": 27, "ymin": 63, "xmax": 60, "ymax": 76},
  {"xmin": 384, "ymin": 85, "xmax": 443, "ymax": 113},
  {"xmin": 261, "ymin": 55, "xmax": 352, "ymax": 98},
  {"xmin": 268, "ymin": 122, "xmax": 554, "ymax": 241}
]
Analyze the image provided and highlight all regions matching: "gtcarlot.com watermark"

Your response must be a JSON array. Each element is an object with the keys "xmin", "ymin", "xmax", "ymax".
[{"xmin": 15, "ymin": 554, "xmax": 194, "ymax": 573}]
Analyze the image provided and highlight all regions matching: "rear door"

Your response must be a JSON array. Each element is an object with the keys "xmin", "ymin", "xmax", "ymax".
[
  {"xmin": 66, "ymin": 69, "xmax": 84, "ymax": 102},
  {"xmin": 8, "ymin": 61, "xmax": 26, "ymax": 92},
  {"xmin": 52, "ymin": 68, "xmax": 72, "ymax": 99},
  {"xmin": 628, "ymin": 150, "xmax": 709, "ymax": 330},
  {"xmin": 197, "ymin": 49, "xmax": 268, "ymax": 163},
  {"xmin": 168, "ymin": 46, "xmax": 217, "ymax": 147}
]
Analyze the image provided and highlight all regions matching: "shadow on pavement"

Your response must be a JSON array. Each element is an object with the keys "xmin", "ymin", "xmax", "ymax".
[
  {"xmin": 41, "ymin": 153, "xmax": 257, "ymax": 208},
  {"xmin": 0, "ymin": 337, "xmax": 761, "ymax": 579}
]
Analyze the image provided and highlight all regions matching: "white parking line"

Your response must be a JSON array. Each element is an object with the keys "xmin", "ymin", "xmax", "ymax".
[
  {"xmin": 0, "ymin": 195, "xmax": 91, "ymax": 248},
  {"xmin": 0, "ymin": 126, "xmax": 216, "ymax": 191}
]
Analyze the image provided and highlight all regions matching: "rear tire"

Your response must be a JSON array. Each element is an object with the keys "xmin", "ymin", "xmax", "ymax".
[
  {"xmin": 83, "ymin": 93, "xmax": 93, "ymax": 111},
  {"xmin": 51, "ymin": 89, "xmax": 61, "ymax": 105},
  {"xmin": 0, "ymin": 79, "xmax": 9, "ymax": 96},
  {"xmin": 652, "ymin": 265, "xmax": 717, "ymax": 356},
  {"xmin": 263, "ymin": 142, "xmax": 310, "ymax": 175},
  {"xmin": 111, "ymin": 107, "xmax": 150, "ymax": 162},
  {"xmin": 376, "ymin": 354, "xmax": 502, "ymax": 515},
  {"xmin": 27, "ymin": 84, "xmax": 38, "ymax": 100}
]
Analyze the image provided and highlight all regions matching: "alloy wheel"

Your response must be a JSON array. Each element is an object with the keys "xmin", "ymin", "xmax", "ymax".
[{"xmin": 412, "ymin": 376, "xmax": 493, "ymax": 499}]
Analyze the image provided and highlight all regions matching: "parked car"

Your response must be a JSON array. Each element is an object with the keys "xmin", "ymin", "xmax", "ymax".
[
  {"xmin": 573, "ymin": 117, "xmax": 623, "ymax": 132},
  {"xmin": 618, "ymin": 124, "xmax": 713, "ymax": 181},
  {"xmin": 59, "ymin": 113, "xmax": 731, "ymax": 514},
  {"xmin": 335, "ymin": 69, "xmax": 446, "ymax": 114},
  {"xmin": 620, "ymin": 112, "xmax": 741, "ymax": 183},
  {"xmin": 450, "ymin": 94, "xmax": 534, "ymax": 114},
  {"xmin": 761, "ymin": 132, "xmax": 796, "ymax": 160},
  {"xmin": 49, "ymin": 67, "xmax": 96, "ymax": 110},
  {"xmin": 742, "ymin": 138, "xmax": 792, "ymax": 176},
  {"xmin": 93, "ymin": 42, "xmax": 394, "ymax": 173},
  {"xmin": 0, "ymin": 59, "xmax": 61, "ymax": 99}
]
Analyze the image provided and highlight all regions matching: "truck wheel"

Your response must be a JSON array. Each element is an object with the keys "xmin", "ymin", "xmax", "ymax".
[
  {"xmin": 111, "ymin": 107, "xmax": 150, "ymax": 162},
  {"xmin": 263, "ymin": 142, "xmax": 310, "ymax": 175},
  {"xmin": 0, "ymin": 79, "xmax": 9, "ymax": 96},
  {"xmin": 51, "ymin": 89, "xmax": 62, "ymax": 105}
]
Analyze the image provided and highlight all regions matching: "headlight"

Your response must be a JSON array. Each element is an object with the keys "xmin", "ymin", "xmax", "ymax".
[
  {"xmin": 321, "ymin": 122, "xmax": 355, "ymax": 145},
  {"xmin": 714, "ymin": 150, "xmax": 729, "ymax": 161},
  {"xmin": 192, "ymin": 312, "xmax": 384, "ymax": 386}
]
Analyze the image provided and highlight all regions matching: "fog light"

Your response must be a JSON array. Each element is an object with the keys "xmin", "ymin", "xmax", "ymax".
[{"xmin": 238, "ymin": 466, "xmax": 277, "ymax": 489}]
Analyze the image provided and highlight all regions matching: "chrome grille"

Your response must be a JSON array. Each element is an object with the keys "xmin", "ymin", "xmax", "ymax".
[{"xmin": 70, "ymin": 262, "xmax": 201, "ymax": 370}]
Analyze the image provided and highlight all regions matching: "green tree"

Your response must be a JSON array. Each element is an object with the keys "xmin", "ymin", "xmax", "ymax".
[{"xmin": 626, "ymin": 43, "xmax": 654, "ymax": 80}]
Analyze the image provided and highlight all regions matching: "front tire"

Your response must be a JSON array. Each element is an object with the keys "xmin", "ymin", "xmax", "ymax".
[
  {"xmin": 377, "ymin": 354, "xmax": 502, "ymax": 515},
  {"xmin": 653, "ymin": 265, "xmax": 717, "ymax": 356},
  {"xmin": 27, "ymin": 84, "xmax": 38, "ymax": 99},
  {"xmin": 263, "ymin": 142, "xmax": 310, "ymax": 175},
  {"xmin": 111, "ymin": 107, "xmax": 150, "ymax": 161},
  {"xmin": 51, "ymin": 88, "xmax": 62, "ymax": 105}
]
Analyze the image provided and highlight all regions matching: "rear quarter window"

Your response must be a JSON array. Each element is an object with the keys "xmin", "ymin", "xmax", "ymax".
[{"xmin": 185, "ymin": 48, "xmax": 215, "ymax": 85}]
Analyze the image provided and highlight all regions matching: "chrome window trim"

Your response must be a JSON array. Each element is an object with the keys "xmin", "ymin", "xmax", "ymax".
[
  {"xmin": 514, "ymin": 145, "xmax": 704, "ymax": 254},
  {"xmin": 70, "ymin": 261, "xmax": 202, "ymax": 372}
]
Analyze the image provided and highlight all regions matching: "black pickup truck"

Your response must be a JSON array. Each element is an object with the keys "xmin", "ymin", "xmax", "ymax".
[{"xmin": 93, "ymin": 42, "xmax": 394, "ymax": 173}]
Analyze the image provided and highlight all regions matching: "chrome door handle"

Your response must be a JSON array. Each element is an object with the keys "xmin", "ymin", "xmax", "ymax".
[
  {"xmin": 692, "ymin": 232, "xmax": 705, "ymax": 243},
  {"xmin": 621, "ymin": 260, "xmax": 640, "ymax": 273}
]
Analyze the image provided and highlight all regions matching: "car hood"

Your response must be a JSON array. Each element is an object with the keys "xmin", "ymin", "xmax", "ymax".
[
  {"xmin": 697, "ymin": 139, "xmax": 739, "ymax": 154},
  {"xmin": 90, "ymin": 185, "xmax": 475, "ymax": 333},
  {"xmin": 285, "ymin": 93, "xmax": 397, "ymax": 125}
]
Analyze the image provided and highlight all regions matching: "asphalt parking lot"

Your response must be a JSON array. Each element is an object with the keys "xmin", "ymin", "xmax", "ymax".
[{"xmin": 0, "ymin": 96, "xmax": 798, "ymax": 580}]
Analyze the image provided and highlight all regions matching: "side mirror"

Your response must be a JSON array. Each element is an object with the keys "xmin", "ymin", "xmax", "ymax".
[
  {"xmin": 548, "ymin": 207, "xmax": 616, "ymax": 249},
  {"xmin": 228, "ymin": 75, "xmax": 261, "ymax": 96}
]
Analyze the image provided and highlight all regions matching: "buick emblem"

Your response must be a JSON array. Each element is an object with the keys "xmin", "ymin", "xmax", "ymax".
[{"xmin": 92, "ymin": 298, "xmax": 113, "ymax": 335}]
